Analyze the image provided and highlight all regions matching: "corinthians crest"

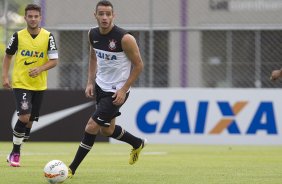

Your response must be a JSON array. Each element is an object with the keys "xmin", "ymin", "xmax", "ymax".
[
  {"xmin": 108, "ymin": 39, "xmax": 117, "ymax": 50},
  {"xmin": 21, "ymin": 100, "xmax": 29, "ymax": 110}
]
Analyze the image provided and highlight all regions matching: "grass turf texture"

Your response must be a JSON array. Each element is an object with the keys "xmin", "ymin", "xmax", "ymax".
[{"xmin": 0, "ymin": 142, "xmax": 282, "ymax": 184}]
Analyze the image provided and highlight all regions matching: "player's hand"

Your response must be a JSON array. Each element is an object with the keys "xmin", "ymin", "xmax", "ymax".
[
  {"xmin": 29, "ymin": 67, "xmax": 42, "ymax": 78},
  {"xmin": 2, "ymin": 77, "xmax": 12, "ymax": 89},
  {"xmin": 85, "ymin": 83, "xmax": 94, "ymax": 98},
  {"xmin": 270, "ymin": 70, "xmax": 282, "ymax": 81},
  {"xmin": 112, "ymin": 89, "xmax": 126, "ymax": 105}
]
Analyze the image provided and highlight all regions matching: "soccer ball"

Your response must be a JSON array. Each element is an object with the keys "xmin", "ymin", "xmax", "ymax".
[{"xmin": 43, "ymin": 160, "xmax": 68, "ymax": 184}]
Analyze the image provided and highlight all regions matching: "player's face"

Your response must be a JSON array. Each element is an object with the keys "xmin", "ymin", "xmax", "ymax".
[
  {"xmin": 25, "ymin": 10, "xmax": 41, "ymax": 30},
  {"xmin": 95, "ymin": 6, "xmax": 114, "ymax": 31}
]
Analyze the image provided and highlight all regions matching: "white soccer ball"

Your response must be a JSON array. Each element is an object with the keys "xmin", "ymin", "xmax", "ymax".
[{"xmin": 43, "ymin": 160, "xmax": 68, "ymax": 184}]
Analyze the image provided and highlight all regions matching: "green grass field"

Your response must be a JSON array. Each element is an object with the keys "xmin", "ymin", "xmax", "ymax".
[{"xmin": 1, "ymin": 142, "xmax": 282, "ymax": 184}]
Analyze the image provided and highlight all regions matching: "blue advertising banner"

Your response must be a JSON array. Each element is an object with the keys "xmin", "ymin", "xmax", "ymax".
[{"xmin": 113, "ymin": 88, "xmax": 282, "ymax": 145}]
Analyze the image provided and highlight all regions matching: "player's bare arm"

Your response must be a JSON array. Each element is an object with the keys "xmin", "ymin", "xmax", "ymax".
[
  {"xmin": 112, "ymin": 34, "xmax": 144, "ymax": 105},
  {"xmin": 28, "ymin": 59, "xmax": 58, "ymax": 78},
  {"xmin": 270, "ymin": 69, "xmax": 282, "ymax": 81},
  {"xmin": 2, "ymin": 54, "xmax": 13, "ymax": 89},
  {"xmin": 85, "ymin": 44, "xmax": 97, "ymax": 98}
]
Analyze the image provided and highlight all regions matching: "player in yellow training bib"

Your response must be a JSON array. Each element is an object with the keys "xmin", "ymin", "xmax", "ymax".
[{"xmin": 2, "ymin": 4, "xmax": 58, "ymax": 167}]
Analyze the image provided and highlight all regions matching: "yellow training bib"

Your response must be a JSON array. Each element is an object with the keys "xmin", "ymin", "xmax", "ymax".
[{"xmin": 12, "ymin": 28, "xmax": 50, "ymax": 90}]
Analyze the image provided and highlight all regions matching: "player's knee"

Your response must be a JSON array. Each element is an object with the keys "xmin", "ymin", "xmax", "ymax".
[
  {"xmin": 19, "ymin": 114, "xmax": 31, "ymax": 123},
  {"xmin": 85, "ymin": 118, "xmax": 100, "ymax": 134}
]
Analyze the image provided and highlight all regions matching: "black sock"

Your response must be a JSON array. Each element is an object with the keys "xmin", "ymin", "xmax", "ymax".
[
  {"xmin": 12, "ymin": 144, "xmax": 21, "ymax": 154},
  {"xmin": 23, "ymin": 127, "xmax": 31, "ymax": 142},
  {"xmin": 12, "ymin": 120, "xmax": 26, "ymax": 153},
  {"xmin": 69, "ymin": 132, "xmax": 96, "ymax": 174},
  {"xmin": 110, "ymin": 125, "xmax": 142, "ymax": 149}
]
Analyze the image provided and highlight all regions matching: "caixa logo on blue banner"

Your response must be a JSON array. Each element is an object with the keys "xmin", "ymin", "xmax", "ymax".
[{"xmin": 136, "ymin": 101, "xmax": 277, "ymax": 135}]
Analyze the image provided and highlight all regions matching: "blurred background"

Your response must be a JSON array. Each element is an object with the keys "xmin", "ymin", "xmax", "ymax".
[
  {"xmin": 1, "ymin": 0, "xmax": 282, "ymax": 89},
  {"xmin": 1, "ymin": 0, "xmax": 282, "ymax": 143}
]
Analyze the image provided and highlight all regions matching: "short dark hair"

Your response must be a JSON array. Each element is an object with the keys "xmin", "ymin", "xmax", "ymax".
[
  {"xmin": 96, "ymin": 0, "xmax": 114, "ymax": 13},
  {"xmin": 25, "ymin": 4, "xmax": 41, "ymax": 15}
]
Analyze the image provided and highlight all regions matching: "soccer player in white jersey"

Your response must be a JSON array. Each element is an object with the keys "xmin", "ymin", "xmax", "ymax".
[{"xmin": 68, "ymin": 0, "xmax": 146, "ymax": 177}]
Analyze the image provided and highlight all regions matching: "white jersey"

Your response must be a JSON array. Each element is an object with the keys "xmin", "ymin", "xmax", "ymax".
[
  {"xmin": 89, "ymin": 25, "xmax": 131, "ymax": 92},
  {"xmin": 95, "ymin": 48, "xmax": 131, "ymax": 92}
]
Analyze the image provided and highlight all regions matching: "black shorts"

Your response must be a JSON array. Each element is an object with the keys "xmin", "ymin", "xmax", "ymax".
[
  {"xmin": 92, "ymin": 84, "xmax": 129, "ymax": 127},
  {"xmin": 13, "ymin": 88, "xmax": 44, "ymax": 122}
]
